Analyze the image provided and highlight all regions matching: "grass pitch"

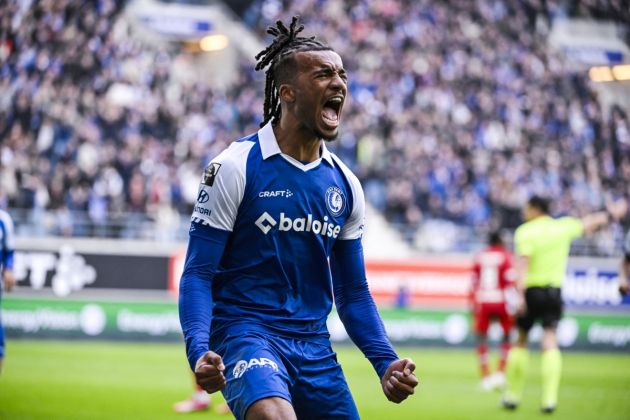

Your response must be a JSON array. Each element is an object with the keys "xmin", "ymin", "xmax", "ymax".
[{"xmin": 0, "ymin": 340, "xmax": 628, "ymax": 419}]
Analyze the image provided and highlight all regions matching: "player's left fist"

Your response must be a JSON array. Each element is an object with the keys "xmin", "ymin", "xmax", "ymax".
[{"xmin": 381, "ymin": 358, "xmax": 419, "ymax": 404}]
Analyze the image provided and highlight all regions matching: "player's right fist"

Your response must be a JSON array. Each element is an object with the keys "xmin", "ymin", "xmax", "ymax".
[
  {"xmin": 381, "ymin": 358, "xmax": 419, "ymax": 404},
  {"xmin": 194, "ymin": 351, "xmax": 226, "ymax": 394}
]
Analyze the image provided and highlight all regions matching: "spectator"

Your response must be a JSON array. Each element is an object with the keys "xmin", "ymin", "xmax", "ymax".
[{"xmin": 0, "ymin": 0, "xmax": 627, "ymax": 255}]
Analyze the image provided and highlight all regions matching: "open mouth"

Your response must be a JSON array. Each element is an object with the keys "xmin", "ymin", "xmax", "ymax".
[{"xmin": 321, "ymin": 96, "xmax": 343, "ymax": 128}]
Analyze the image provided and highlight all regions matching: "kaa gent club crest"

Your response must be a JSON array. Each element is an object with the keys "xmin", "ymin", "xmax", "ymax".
[{"xmin": 325, "ymin": 186, "xmax": 345, "ymax": 216}]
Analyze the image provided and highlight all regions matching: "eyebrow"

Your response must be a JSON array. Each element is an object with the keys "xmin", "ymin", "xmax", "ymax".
[{"xmin": 314, "ymin": 65, "xmax": 347, "ymax": 76}]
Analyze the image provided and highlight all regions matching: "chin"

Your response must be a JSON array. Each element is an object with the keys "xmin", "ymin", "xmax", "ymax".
[{"xmin": 316, "ymin": 127, "xmax": 339, "ymax": 142}]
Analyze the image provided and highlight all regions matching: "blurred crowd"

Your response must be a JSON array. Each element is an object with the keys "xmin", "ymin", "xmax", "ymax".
[
  {"xmin": 248, "ymin": 0, "xmax": 630, "ymax": 250},
  {"xmin": 0, "ymin": 0, "xmax": 628, "ymax": 251},
  {"xmin": 0, "ymin": 0, "xmax": 262, "ymax": 238}
]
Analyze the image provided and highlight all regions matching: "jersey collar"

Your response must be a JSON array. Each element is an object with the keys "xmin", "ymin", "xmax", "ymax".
[{"xmin": 258, "ymin": 121, "xmax": 334, "ymax": 166}]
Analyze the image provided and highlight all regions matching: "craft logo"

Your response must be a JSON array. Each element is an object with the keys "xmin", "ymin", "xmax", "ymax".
[{"xmin": 258, "ymin": 189, "xmax": 293, "ymax": 198}]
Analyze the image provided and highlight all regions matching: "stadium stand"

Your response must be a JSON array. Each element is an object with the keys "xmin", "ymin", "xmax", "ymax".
[{"xmin": 0, "ymin": 0, "xmax": 628, "ymax": 254}]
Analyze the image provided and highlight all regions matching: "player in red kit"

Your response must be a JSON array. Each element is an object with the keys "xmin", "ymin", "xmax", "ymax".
[{"xmin": 470, "ymin": 231, "xmax": 516, "ymax": 391}]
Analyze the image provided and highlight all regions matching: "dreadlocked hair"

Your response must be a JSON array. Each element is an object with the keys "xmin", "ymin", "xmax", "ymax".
[{"xmin": 254, "ymin": 16, "xmax": 331, "ymax": 127}]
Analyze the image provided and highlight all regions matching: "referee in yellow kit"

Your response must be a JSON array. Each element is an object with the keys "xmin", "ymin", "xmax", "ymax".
[{"xmin": 502, "ymin": 195, "xmax": 626, "ymax": 414}]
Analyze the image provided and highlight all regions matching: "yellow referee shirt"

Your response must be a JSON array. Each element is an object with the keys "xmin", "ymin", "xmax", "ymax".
[{"xmin": 514, "ymin": 216, "xmax": 583, "ymax": 288}]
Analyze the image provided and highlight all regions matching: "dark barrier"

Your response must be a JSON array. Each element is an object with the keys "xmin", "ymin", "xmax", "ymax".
[{"xmin": 12, "ymin": 247, "xmax": 170, "ymax": 295}]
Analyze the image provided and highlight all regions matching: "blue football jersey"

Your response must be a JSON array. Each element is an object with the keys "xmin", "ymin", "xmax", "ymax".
[
  {"xmin": 0, "ymin": 209, "xmax": 14, "ymax": 271},
  {"xmin": 190, "ymin": 122, "xmax": 365, "ymax": 340}
]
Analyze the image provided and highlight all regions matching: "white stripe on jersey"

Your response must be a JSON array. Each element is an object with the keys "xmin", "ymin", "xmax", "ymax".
[{"xmin": 330, "ymin": 154, "xmax": 365, "ymax": 240}]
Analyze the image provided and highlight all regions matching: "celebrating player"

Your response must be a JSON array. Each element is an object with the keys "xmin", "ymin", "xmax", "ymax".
[
  {"xmin": 470, "ymin": 231, "xmax": 515, "ymax": 391},
  {"xmin": 0, "ymin": 208, "xmax": 16, "ymax": 374},
  {"xmin": 502, "ymin": 195, "xmax": 625, "ymax": 413},
  {"xmin": 178, "ymin": 16, "xmax": 418, "ymax": 420}
]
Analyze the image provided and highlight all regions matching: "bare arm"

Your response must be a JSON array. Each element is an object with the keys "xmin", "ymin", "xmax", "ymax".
[
  {"xmin": 580, "ymin": 212, "xmax": 610, "ymax": 236},
  {"xmin": 514, "ymin": 255, "xmax": 529, "ymax": 293},
  {"xmin": 2, "ymin": 269, "xmax": 15, "ymax": 292},
  {"xmin": 514, "ymin": 255, "xmax": 529, "ymax": 314},
  {"xmin": 620, "ymin": 256, "xmax": 630, "ymax": 296},
  {"xmin": 581, "ymin": 199, "xmax": 627, "ymax": 236}
]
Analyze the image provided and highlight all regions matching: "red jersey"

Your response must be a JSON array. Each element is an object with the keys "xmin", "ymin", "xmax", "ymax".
[{"xmin": 471, "ymin": 245, "xmax": 515, "ymax": 304}]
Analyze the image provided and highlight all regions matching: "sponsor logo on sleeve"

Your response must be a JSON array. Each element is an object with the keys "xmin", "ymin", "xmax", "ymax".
[
  {"xmin": 197, "ymin": 189, "xmax": 210, "ymax": 203},
  {"xmin": 192, "ymin": 187, "xmax": 212, "ymax": 221},
  {"xmin": 202, "ymin": 163, "xmax": 222, "ymax": 187},
  {"xmin": 193, "ymin": 206, "xmax": 211, "ymax": 217}
]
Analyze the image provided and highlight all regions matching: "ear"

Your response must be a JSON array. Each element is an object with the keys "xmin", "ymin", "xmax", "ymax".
[{"xmin": 278, "ymin": 83, "xmax": 296, "ymax": 103}]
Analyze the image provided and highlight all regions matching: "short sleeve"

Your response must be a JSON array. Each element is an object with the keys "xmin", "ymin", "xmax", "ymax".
[
  {"xmin": 337, "ymin": 170, "xmax": 365, "ymax": 241},
  {"xmin": 514, "ymin": 227, "xmax": 533, "ymax": 257},
  {"xmin": 190, "ymin": 142, "xmax": 252, "ymax": 232},
  {"xmin": 558, "ymin": 216, "xmax": 584, "ymax": 240},
  {"xmin": 0, "ymin": 210, "xmax": 14, "ymax": 250}
]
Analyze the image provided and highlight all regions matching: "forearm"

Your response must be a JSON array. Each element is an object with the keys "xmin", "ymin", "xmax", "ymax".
[
  {"xmin": 331, "ymin": 239, "xmax": 398, "ymax": 378},
  {"xmin": 581, "ymin": 212, "xmax": 609, "ymax": 235},
  {"xmin": 621, "ymin": 258, "xmax": 630, "ymax": 286},
  {"xmin": 515, "ymin": 256, "xmax": 529, "ymax": 292},
  {"xmin": 337, "ymin": 288, "xmax": 399, "ymax": 378},
  {"xmin": 179, "ymin": 270, "xmax": 214, "ymax": 370},
  {"xmin": 2, "ymin": 249, "xmax": 14, "ymax": 270},
  {"xmin": 178, "ymin": 225, "xmax": 229, "ymax": 370}
]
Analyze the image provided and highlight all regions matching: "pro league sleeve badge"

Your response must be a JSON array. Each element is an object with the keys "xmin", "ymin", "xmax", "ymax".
[{"xmin": 202, "ymin": 162, "xmax": 222, "ymax": 187}]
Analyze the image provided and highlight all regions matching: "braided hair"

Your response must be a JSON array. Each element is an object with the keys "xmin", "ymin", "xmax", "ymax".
[{"xmin": 255, "ymin": 16, "xmax": 332, "ymax": 127}]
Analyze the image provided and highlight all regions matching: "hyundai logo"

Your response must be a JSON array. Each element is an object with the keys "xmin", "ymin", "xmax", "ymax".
[{"xmin": 197, "ymin": 190, "xmax": 210, "ymax": 203}]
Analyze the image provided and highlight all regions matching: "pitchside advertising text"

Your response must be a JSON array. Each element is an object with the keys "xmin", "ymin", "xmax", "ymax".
[{"xmin": 3, "ymin": 243, "xmax": 628, "ymax": 350}]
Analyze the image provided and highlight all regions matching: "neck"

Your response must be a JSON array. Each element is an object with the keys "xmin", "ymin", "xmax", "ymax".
[
  {"xmin": 273, "ymin": 116, "xmax": 322, "ymax": 163},
  {"xmin": 529, "ymin": 212, "xmax": 546, "ymax": 221}
]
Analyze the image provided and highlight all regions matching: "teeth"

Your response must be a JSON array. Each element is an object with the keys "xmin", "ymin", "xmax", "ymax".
[{"xmin": 328, "ymin": 97, "xmax": 342, "ymax": 104}]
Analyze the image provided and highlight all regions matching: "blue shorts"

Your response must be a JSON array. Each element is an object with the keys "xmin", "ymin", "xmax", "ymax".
[{"xmin": 214, "ymin": 331, "xmax": 359, "ymax": 420}]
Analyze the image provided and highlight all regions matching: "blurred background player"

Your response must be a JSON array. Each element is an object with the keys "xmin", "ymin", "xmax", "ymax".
[
  {"xmin": 172, "ymin": 376, "xmax": 231, "ymax": 414},
  {"xmin": 0, "ymin": 208, "xmax": 16, "ymax": 374},
  {"xmin": 470, "ymin": 230, "xmax": 515, "ymax": 391},
  {"xmin": 173, "ymin": 383, "xmax": 210, "ymax": 413},
  {"xmin": 619, "ymin": 229, "xmax": 630, "ymax": 296},
  {"xmin": 503, "ymin": 195, "xmax": 626, "ymax": 413}
]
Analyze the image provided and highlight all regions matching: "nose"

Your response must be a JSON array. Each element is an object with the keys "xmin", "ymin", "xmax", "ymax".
[{"xmin": 330, "ymin": 71, "xmax": 346, "ymax": 92}]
